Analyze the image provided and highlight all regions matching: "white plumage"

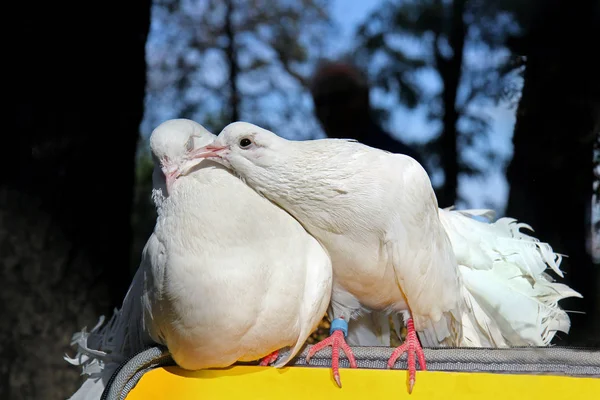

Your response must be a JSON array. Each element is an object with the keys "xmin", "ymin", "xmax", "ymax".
[
  {"xmin": 189, "ymin": 122, "xmax": 462, "ymax": 336},
  {"xmin": 64, "ymin": 263, "xmax": 153, "ymax": 399},
  {"xmin": 185, "ymin": 121, "xmax": 582, "ymax": 391},
  {"xmin": 438, "ymin": 207, "xmax": 581, "ymax": 347},
  {"xmin": 65, "ymin": 119, "xmax": 333, "ymax": 398},
  {"xmin": 345, "ymin": 312, "xmax": 401, "ymax": 346},
  {"xmin": 143, "ymin": 119, "xmax": 332, "ymax": 370}
]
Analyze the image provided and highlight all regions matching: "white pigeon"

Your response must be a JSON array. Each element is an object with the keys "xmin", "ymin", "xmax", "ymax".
[
  {"xmin": 184, "ymin": 121, "xmax": 582, "ymax": 393},
  {"xmin": 141, "ymin": 118, "xmax": 333, "ymax": 371},
  {"xmin": 65, "ymin": 119, "xmax": 333, "ymax": 398}
]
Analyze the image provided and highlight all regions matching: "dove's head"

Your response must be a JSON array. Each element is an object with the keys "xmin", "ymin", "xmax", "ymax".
[
  {"xmin": 185, "ymin": 121, "xmax": 286, "ymax": 175},
  {"xmin": 150, "ymin": 119, "xmax": 215, "ymax": 194}
]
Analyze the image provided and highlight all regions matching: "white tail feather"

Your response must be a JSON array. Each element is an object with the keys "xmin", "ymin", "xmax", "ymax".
[
  {"xmin": 416, "ymin": 308, "xmax": 461, "ymax": 347},
  {"xmin": 459, "ymin": 263, "xmax": 581, "ymax": 346},
  {"xmin": 65, "ymin": 363, "xmax": 120, "ymax": 400},
  {"xmin": 439, "ymin": 209, "xmax": 565, "ymax": 277},
  {"xmin": 439, "ymin": 208, "xmax": 582, "ymax": 347},
  {"xmin": 65, "ymin": 268, "xmax": 153, "ymax": 399}
]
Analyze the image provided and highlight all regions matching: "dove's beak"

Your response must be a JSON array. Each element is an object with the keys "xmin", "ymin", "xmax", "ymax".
[
  {"xmin": 178, "ymin": 144, "xmax": 230, "ymax": 178},
  {"xmin": 188, "ymin": 144, "xmax": 228, "ymax": 160}
]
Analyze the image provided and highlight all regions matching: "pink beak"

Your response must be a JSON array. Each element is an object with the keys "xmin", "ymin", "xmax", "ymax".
[{"xmin": 188, "ymin": 144, "xmax": 228, "ymax": 160}]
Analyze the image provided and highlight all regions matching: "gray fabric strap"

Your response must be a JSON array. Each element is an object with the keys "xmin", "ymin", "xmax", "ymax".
[
  {"xmin": 291, "ymin": 346, "xmax": 600, "ymax": 376},
  {"xmin": 101, "ymin": 346, "xmax": 174, "ymax": 400},
  {"xmin": 104, "ymin": 345, "xmax": 600, "ymax": 400}
]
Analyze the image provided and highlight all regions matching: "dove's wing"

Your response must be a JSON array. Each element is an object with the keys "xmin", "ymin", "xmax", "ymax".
[
  {"xmin": 141, "ymin": 229, "xmax": 169, "ymax": 346},
  {"xmin": 274, "ymin": 238, "xmax": 332, "ymax": 367},
  {"xmin": 66, "ymin": 243, "xmax": 155, "ymax": 400},
  {"xmin": 384, "ymin": 156, "xmax": 463, "ymax": 346}
]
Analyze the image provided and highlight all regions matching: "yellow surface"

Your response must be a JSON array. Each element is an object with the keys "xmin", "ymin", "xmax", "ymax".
[{"xmin": 126, "ymin": 365, "xmax": 600, "ymax": 399}]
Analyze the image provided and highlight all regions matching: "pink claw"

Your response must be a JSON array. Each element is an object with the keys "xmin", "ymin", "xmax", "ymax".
[
  {"xmin": 306, "ymin": 330, "xmax": 358, "ymax": 388},
  {"xmin": 387, "ymin": 318, "xmax": 427, "ymax": 394},
  {"xmin": 259, "ymin": 350, "xmax": 280, "ymax": 366}
]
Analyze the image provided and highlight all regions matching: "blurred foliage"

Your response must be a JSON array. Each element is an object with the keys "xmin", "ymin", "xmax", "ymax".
[
  {"xmin": 353, "ymin": 0, "xmax": 524, "ymax": 206},
  {"xmin": 143, "ymin": 0, "xmax": 334, "ymax": 139}
]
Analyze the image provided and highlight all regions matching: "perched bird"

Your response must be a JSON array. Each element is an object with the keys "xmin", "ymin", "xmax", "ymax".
[
  {"xmin": 185, "ymin": 121, "xmax": 581, "ymax": 393},
  {"xmin": 140, "ymin": 119, "xmax": 333, "ymax": 371},
  {"xmin": 65, "ymin": 119, "xmax": 333, "ymax": 398}
]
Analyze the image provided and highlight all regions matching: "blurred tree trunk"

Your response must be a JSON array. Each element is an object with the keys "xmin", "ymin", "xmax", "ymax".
[
  {"xmin": 1, "ymin": 1, "xmax": 151, "ymax": 399},
  {"xmin": 435, "ymin": 0, "xmax": 466, "ymax": 208},
  {"xmin": 505, "ymin": 0, "xmax": 600, "ymax": 345},
  {"xmin": 224, "ymin": 0, "xmax": 240, "ymax": 122}
]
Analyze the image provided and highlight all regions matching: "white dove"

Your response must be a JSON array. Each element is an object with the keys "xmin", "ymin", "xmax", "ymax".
[
  {"xmin": 184, "ymin": 121, "xmax": 581, "ymax": 393},
  {"xmin": 65, "ymin": 119, "xmax": 333, "ymax": 398},
  {"xmin": 141, "ymin": 118, "xmax": 333, "ymax": 371}
]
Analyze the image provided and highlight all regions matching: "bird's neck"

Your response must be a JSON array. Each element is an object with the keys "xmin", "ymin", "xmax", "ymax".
[{"xmin": 240, "ymin": 144, "xmax": 356, "ymax": 233}]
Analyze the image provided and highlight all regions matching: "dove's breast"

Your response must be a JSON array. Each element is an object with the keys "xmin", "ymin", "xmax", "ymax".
[{"xmin": 147, "ymin": 167, "xmax": 328, "ymax": 370}]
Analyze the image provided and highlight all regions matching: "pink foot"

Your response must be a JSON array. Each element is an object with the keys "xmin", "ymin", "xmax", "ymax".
[
  {"xmin": 387, "ymin": 318, "xmax": 426, "ymax": 394},
  {"xmin": 259, "ymin": 350, "xmax": 279, "ymax": 366},
  {"xmin": 306, "ymin": 329, "xmax": 358, "ymax": 388}
]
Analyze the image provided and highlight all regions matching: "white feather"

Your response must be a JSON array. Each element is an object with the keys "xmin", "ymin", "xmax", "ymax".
[
  {"xmin": 65, "ymin": 266, "xmax": 152, "ymax": 399},
  {"xmin": 438, "ymin": 208, "xmax": 581, "ymax": 347},
  {"xmin": 460, "ymin": 263, "xmax": 581, "ymax": 346},
  {"xmin": 439, "ymin": 208, "xmax": 564, "ymax": 277}
]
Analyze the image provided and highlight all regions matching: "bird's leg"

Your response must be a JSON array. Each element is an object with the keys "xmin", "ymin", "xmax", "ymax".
[
  {"xmin": 259, "ymin": 350, "xmax": 280, "ymax": 366},
  {"xmin": 387, "ymin": 316, "xmax": 426, "ymax": 394},
  {"xmin": 305, "ymin": 317, "xmax": 357, "ymax": 388}
]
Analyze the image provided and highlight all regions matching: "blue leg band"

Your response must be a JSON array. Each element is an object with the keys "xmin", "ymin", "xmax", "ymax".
[{"xmin": 329, "ymin": 318, "xmax": 348, "ymax": 337}]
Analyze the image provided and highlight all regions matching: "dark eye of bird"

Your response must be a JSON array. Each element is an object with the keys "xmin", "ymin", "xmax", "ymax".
[{"xmin": 240, "ymin": 138, "xmax": 252, "ymax": 148}]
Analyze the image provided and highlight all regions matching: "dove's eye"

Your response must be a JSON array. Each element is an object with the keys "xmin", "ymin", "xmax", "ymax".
[{"xmin": 239, "ymin": 138, "xmax": 253, "ymax": 148}]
